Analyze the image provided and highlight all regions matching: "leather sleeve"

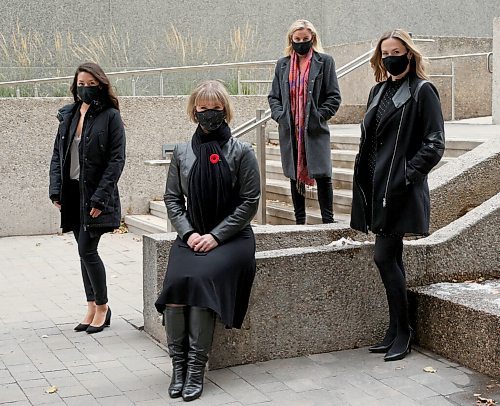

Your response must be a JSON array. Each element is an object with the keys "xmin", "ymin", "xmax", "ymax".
[
  {"xmin": 164, "ymin": 146, "xmax": 194, "ymax": 239},
  {"xmin": 407, "ymin": 83, "xmax": 445, "ymax": 183},
  {"xmin": 210, "ymin": 144, "xmax": 261, "ymax": 243}
]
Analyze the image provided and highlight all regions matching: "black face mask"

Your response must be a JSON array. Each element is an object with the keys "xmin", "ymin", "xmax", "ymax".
[
  {"xmin": 195, "ymin": 109, "xmax": 226, "ymax": 132},
  {"xmin": 77, "ymin": 85, "xmax": 101, "ymax": 104},
  {"xmin": 292, "ymin": 40, "xmax": 312, "ymax": 55},
  {"xmin": 382, "ymin": 54, "xmax": 410, "ymax": 76}
]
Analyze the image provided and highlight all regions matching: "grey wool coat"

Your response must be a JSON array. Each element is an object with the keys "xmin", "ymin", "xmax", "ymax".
[{"xmin": 268, "ymin": 51, "xmax": 341, "ymax": 179}]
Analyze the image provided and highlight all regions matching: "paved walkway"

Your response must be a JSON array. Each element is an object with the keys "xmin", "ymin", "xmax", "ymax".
[{"xmin": 0, "ymin": 233, "xmax": 499, "ymax": 405}]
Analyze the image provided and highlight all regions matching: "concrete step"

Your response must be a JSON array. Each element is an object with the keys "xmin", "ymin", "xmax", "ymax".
[
  {"xmin": 265, "ymin": 161, "xmax": 353, "ymax": 189},
  {"xmin": 409, "ymin": 279, "xmax": 500, "ymax": 379},
  {"xmin": 124, "ymin": 214, "xmax": 169, "ymax": 235},
  {"xmin": 150, "ymin": 200, "xmax": 167, "ymax": 220},
  {"xmin": 267, "ymin": 134, "xmax": 482, "ymax": 158},
  {"xmin": 266, "ymin": 179, "xmax": 352, "ymax": 214},
  {"xmin": 266, "ymin": 200, "xmax": 351, "ymax": 226}
]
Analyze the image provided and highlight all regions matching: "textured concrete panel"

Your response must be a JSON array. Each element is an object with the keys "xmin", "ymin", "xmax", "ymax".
[
  {"xmin": 409, "ymin": 279, "xmax": 500, "ymax": 379},
  {"xmin": 143, "ymin": 191, "xmax": 499, "ymax": 369},
  {"xmin": 428, "ymin": 139, "xmax": 500, "ymax": 233},
  {"xmin": 0, "ymin": 1, "xmax": 499, "ymax": 67}
]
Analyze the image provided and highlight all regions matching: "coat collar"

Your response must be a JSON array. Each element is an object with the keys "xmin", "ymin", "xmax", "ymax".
[{"xmin": 280, "ymin": 51, "xmax": 325, "ymax": 84}]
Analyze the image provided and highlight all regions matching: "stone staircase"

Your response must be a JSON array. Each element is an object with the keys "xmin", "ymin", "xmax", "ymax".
[{"xmin": 125, "ymin": 125, "xmax": 483, "ymax": 235}]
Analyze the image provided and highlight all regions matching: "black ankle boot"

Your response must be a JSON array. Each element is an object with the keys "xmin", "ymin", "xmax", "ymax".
[
  {"xmin": 368, "ymin": 328, "xmax": 396, "ymax": 353},
  {"xmin": 384, "ymin": 327, "xmax": 413, "ymax": 362},
  {"xmin": 182, "ymin": 307, "xmax": 215, "ymax": 402},
  {"xmin": 165, "ymin": 306, "xmax": 188, "ymax": 398}
]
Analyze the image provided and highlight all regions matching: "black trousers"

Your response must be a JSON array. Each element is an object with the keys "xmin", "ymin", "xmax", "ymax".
[
  {"xmin": 67, "ymin": 180, "xmax": 108, "ymax": 305},
  {"xmin": 290, "ymin": 178, "xmax": 334, "ymax": 224}
]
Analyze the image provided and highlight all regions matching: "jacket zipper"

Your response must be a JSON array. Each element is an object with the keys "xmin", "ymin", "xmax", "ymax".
[
  {"xmin": 383, "ymin": 105, "xmax": 405, "ymax": 208},
  {"xmin": 358, "ymin": 120, "xmax": 368, "ymax": 207}
]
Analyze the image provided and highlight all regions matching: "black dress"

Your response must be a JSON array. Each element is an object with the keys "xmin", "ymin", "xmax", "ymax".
[
  {"xmin": 155, "ymin": 226, "xmax": 256, "ymax": 328},
  {"xmin": 155, "ymin": 125, "xmax": 261, "ymax": 329}
]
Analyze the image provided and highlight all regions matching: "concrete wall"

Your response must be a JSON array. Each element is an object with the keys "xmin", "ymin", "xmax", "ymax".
[
  {"xmin": 0, "ymin": 96, "xmax": 269, "ymax": 237},
  {"xmin": 142, "ymin": 142, "xmax": 500, "ymax": 368},
  {"xmin": 1, "ymin": 1, "xmax": 499, "ymax": 69},
  {"xmin": 493, "ymin": 18, "xmax": 500, "ymax": 124},
  {"xmin": 332, "ymin": 36, "xmax": 493, "ymax": 120},
  {"xmin": 143, "ymin": 191, "xmax": 500, "ymax": 369}
]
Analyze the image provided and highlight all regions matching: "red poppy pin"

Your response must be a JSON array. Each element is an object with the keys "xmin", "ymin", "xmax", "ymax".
[{"xmin": 210, "ymin": 153, "xmax": 220, "ymax": 164}]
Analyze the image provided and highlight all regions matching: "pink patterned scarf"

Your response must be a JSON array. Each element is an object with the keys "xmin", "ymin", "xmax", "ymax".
[{"xmin": 289, "ymin": 49, "xmax": 315, "ymax": 195}]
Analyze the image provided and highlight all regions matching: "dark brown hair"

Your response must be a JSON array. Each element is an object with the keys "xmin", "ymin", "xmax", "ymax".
[{"xmin": 70, "ymin": 62, "xmax": 120, "ymax": 110}]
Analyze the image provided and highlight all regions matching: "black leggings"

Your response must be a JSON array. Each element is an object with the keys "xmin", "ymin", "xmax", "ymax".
[
  {"xmin": 73, "ymin": 225, "xmax": 108, "ymax": 305},
  {"xmin": 290, "ymin": 177, "xmax": 333, "ymax": 224},
  {"xmin": 373, "ymin": 234, "xmax": 409, "ymax": 337}
]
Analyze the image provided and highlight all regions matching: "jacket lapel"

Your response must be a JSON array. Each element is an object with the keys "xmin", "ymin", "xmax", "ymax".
[
  {"xmin": 308, "ymin": 52, "xmax": 323, "ymax": 84},
  {"xmin": 376, "ymin": 77, "xmax": 412, "ymax": 133}
]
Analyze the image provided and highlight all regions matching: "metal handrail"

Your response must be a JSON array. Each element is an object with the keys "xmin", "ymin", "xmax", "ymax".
[{"xmin": 0, "ymin": 60, "xmax": 277, "ymax": 88}]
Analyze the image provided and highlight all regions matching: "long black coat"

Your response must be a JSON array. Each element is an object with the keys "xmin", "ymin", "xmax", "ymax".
[
  {"xmin": 268, "ymin": 51, "xmax": 341, "ymax": 179},
  {"xmin": 49, "ymin": 101, "xmax": 126, "ymax": 232},
  {"xmin": 350, "ymin": 73, "xmax": 445, "ymax": 236}
]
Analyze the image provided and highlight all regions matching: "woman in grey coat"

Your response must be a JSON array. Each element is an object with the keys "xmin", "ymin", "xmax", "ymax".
[{"xmin": 268, "ymin": 19, "xmax": 341, "ymax": 224}]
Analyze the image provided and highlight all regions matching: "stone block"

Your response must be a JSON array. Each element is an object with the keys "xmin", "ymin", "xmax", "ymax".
[{"xmin": 409, "ymin": 279, "xmax": 500, "ymax": 379}]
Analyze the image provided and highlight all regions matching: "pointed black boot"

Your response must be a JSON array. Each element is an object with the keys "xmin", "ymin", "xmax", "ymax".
[
  {"xmin": 182, "ymin": 307, "xmax": 215, "ymax": 402},
  {"xmin": 165, "ymin": 306, "xmax": 188, "ymax": 398},
  {"xmin": 384, "ymin": 327, "xmax": 413, "ymax": 361}
]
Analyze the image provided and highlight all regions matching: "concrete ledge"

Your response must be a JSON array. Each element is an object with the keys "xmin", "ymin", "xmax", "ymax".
[
  {"xmin": 409, "ymin": 280, "xmax": 500, "ymax": 379},
  {"xmin": 429, "ymin": 138, "xmax": 500, "ymax": 232},
  {"xmin": 144, "ymin": 192, "xmax": 499, "ymax": 369}
]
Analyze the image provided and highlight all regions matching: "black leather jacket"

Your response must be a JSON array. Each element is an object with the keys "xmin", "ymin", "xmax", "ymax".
[{"xmin": 164, "ymin": 137, "xmax": 260, "ymax": 243}]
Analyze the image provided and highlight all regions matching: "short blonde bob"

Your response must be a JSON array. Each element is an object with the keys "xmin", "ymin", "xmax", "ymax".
[
  {"xmin": 370, "ymin": 29, "xmax": 429, "ymax": 82},
  {"xmin": 187, "ymin": 80, "xmax": 234, "ymax": 124},
  {"xmin": 284, "ymin": 19, "xmax": 324, "ymax": 56}
]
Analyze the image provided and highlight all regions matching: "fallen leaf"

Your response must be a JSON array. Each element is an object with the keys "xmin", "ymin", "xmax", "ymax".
[
  {"xmin": 41, "ymin": 335, "xmax": 49, "ymax": 338},
  {"xmin": 45, "ymin": 386, "xmax": 58, "ymax": 394},
  {"xmin": 423, "ymin": 366, "xmax": 437, "ymax": 373}
]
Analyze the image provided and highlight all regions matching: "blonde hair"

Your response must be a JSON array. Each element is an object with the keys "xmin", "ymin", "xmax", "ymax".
[
  {"xmin": 370, "ymin": 29, "xmax": 429, "ymax": 82},
  {"xmin": 187, "ymin": 80, "xmax": 235, "ymax": 123},
  {"xmin": 284, "ymin": 19, "xmax": 324, "ymax": 56}
]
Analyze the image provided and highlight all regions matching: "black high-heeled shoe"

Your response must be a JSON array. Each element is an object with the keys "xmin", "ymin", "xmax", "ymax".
[
  {"xmin": 384, "ymin": 329, "xmax": 413, "ymax": 362},
  {"xmin": 86, "ymin": 307, "xmax": 111, "ymax": 334},
  {"xmin": 74, "ymin": 323, "xmax": 90, "ymax": 332}
]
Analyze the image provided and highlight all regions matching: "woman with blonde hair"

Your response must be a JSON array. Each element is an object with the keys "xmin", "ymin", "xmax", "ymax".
[
  {"xmin": 351, "ymin": 29, "xmax": 445, "ymax": 361},
  {"xmin": 155, "ymin": 80, "xmax": 260, "ymax": 401},
  {"xmin": 269, "ymin": 19, "xmax": 341, "ymax": 224}
]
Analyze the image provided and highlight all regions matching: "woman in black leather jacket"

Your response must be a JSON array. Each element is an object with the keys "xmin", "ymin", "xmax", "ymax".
[
  {"xmin": 49, "ymin": 62, "xmax": 126, "ymax": 334},
  {"xmin": 155, "ymin": 80, "xmax": 260, "ymax": 402},
  {"xmin": 351, "ymin": 30, "xmax": 445, "ymax": 361}
]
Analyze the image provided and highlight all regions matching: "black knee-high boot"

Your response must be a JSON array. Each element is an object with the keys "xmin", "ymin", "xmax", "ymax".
[
  {"xmin": 316, "ymin": 177, "xmax": 334, "ymax": 223},
  {"xmin": 165, "ymin": 306, "xmax": 188, "ymax": 398},
  {"xmin": 290, "ymin": 179, "xmax": 306, "ymax": 225},
  {"xmin": 182, "ymin": 307, "xmax": 215, "ymax": 402}
]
